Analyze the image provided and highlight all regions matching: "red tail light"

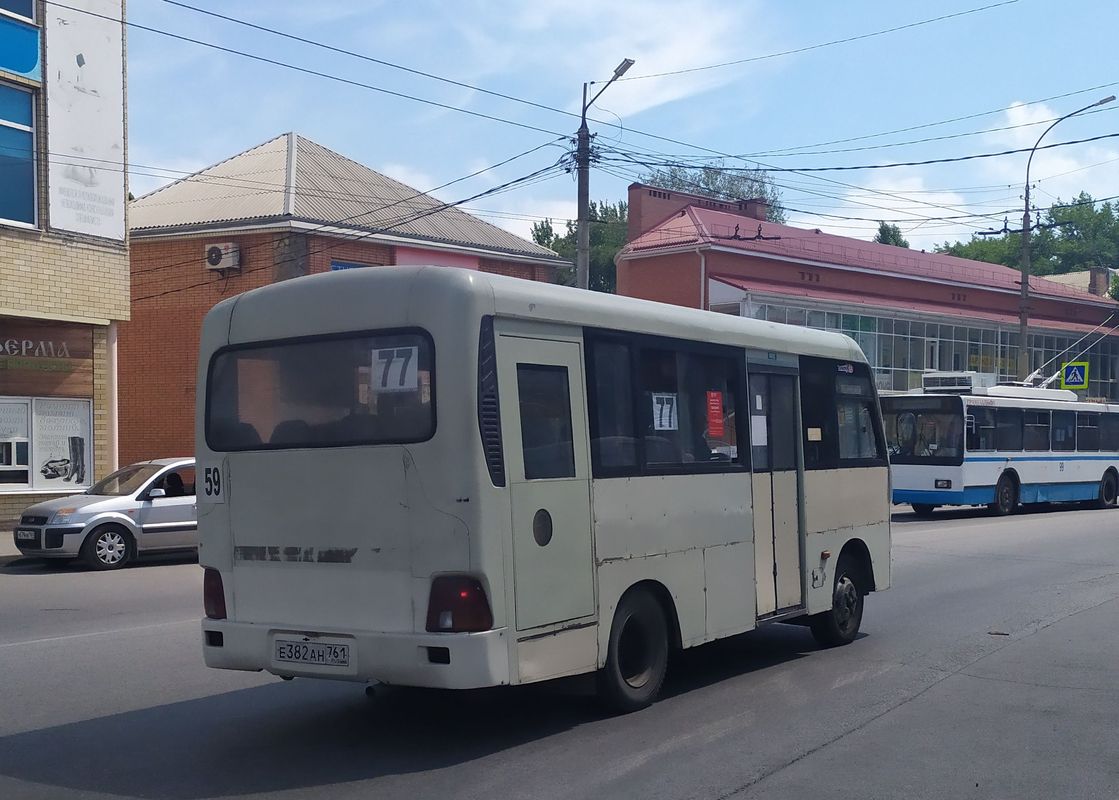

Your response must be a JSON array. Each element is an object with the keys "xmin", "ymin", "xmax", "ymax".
[
  {"xmin": 426, "ymin": 575, "xmax": 493, "ymax": 632},
  {"xmin": 203, "ymin": 568, "xmax": 227, "ymax": 620}
]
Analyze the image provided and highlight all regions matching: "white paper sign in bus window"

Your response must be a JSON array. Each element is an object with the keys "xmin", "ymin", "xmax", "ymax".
[
  {"xmin": 651, "ymin": 393, "xmax": 678, "ymax": 431},
  {"xmin": 372, "ymin": 346, "xmax": 419, "ymax": 393}
]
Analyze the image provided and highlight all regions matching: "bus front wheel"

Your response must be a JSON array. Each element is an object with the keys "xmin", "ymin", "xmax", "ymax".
[
  {"xmin": 598, "ymin": 589, "xmax": 669, "ymax": 713},
  {"xmin": 989, "ymin": 474, "xmax": 1018, "ymax": 516},
  {"xmin": 810, "ymin": 554, "xmax": 865, "ymax": 648}
]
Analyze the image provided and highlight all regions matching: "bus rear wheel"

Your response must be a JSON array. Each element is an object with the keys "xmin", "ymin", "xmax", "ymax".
[
  {"xmin": 911, "ymin": 503, "xmax": 937, "ymax": 517},
  {"xmin": 989, "ymin": 474, "xmax": 1018, "ymax": 516},
  {"xmin": 598, "ymin": 589, "xmax": 669, "ymax": 714},
  {"xmin": 1096, "ymin": 472, "xmax": 1118, "ymax": 509}
]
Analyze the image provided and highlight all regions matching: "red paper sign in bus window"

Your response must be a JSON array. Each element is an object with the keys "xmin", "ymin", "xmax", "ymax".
[{"xmin": 706, "ymin": 390, "xmax": 725, "ymax": 438}]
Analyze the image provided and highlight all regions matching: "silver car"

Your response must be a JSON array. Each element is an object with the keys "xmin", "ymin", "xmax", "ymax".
[{"xmin": 13, "ymin": 458, "xmax": 197, "ymax": 570}]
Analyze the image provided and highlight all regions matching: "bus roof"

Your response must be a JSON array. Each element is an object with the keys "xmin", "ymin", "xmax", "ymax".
[{"xmin": 218, "ymin": 265, "xmax": 866, "ymax": 363}]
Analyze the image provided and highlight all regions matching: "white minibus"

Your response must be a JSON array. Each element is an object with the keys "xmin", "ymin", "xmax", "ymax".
[{"xmin": 196, "ymin": 266, "xmax": 891, "ymax": 711}]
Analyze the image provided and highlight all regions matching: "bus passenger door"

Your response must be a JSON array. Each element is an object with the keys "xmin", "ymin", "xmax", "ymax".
[
  {"xmin": 748, "ymin": 370, "xmax": 805, "ymax": 617},
  {"xmin": 496, "ymin": 333, "xmax": 595, "ymax": 632}
]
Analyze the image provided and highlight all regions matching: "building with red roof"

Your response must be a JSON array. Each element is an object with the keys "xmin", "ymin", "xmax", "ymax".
[{"xmin": 617, "ymin": 184, "xmax": 1119, "ymax": 400}]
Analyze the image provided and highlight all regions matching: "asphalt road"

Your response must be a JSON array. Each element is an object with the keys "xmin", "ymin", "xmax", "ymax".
[{"xmin": 1, "ymin": 506, "xmax": 1117, "ymax": 800}]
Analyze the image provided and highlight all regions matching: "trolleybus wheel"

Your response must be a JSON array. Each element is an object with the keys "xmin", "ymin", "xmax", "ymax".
[
  {"xmin": 989, "ymin": 474, "xmax": 1018, "ymax": 517},
  {"xmin": 911, "ymin": 503, "xmax": 937, "ymax": 517},
  {"xmin": 1097, "ymin": 471, "xmax": 1118, "ymax": 509},
  {"xmin": 598, "ymin": 588, "xmax": 669, "ymax": 713}
]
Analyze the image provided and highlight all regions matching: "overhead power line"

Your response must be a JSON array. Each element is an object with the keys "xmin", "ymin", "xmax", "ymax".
[{"xmin": 616, "ymin": 1, "xmax": 1018, "ymax": 81}]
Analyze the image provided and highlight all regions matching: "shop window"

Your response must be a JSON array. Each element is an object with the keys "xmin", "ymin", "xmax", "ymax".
[
  {"xmin": 0, "ymin": 0, "xmax": 34, "ymax": 20},
  {"xmin": 996, "ymin": 407, "xmax": 1023, "ymax": 451},
  {"xmin": 1077, "ymin": 413, "xmax": 1100, "ymax": 452},
  {"xmin": 966, "ymin": 407, "xmax": 996, "ymax": 451},
  {"xmin": 516, "ymin": 365, "xmax": 575, "ymax": 480},
  {"xmin": 1051, "ymin": 411, "xmax": 1075, "ymax": 452},
  {"xmin": 1023, "ymin": 410, "xmax": 1051, "ymax": 451},
  {"xmin": 0, "ymin": 82, "xmax": 35, "ymax": 226}
]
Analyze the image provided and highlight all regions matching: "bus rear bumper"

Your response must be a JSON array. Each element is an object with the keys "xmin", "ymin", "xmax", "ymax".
[
  {"xmin": 893, "ymin": 487, "xmax": 995, "ymax": 506},
  {"xmin": 201, "ymin": 620, "xmax": 511, "ymax": 689}
]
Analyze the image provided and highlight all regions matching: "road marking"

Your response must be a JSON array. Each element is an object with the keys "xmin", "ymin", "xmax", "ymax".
[{"xmin": 0, "ymin": 619, "xmax": 197, "ymax": 649}]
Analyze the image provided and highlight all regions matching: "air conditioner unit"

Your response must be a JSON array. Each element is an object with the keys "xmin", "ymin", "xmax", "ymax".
[{"xmin": 204, "ymin": 242, "xmax": 240, "ymax": 271}]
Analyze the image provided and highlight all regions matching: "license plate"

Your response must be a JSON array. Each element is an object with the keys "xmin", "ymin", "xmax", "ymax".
[
  {"xmin": 15, "ymin": 529, "xmax": 37, "ymax": 541},
  {"xmin": 274, "ymin": 638, "xmax": 350, "ymax": 667}
]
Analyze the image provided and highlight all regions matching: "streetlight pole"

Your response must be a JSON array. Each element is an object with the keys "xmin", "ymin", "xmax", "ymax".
[
  {"xmin": 576, "ymin": 58, "xmax": 634, "ymax": 290},
  {"xmin": 1016, "ymin": 94, "xmax": 1114, "ymax": 381}
]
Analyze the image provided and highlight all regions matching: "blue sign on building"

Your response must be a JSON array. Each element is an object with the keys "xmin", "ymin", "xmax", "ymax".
[{"xmin": 0, "ymin": 15, "xmax": 41, "ymax": 82}]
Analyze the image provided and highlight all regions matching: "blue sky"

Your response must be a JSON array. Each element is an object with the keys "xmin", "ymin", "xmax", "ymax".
[{"xmin": 126, "ymin": 0, "xmax": 1119, "ymax": 251}]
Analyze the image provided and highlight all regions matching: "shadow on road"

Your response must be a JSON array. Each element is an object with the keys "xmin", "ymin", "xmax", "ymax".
[
  {"xmin": 891, "ymin": 502, "xmax": 1103, "ymax": 525},
  {"xmin": 0, "ymin": 624, "xmax": 823, "ymax": 798},
  {"xmin": 0, "ymin": 551, "xmax": 198, "ymax": 575}
]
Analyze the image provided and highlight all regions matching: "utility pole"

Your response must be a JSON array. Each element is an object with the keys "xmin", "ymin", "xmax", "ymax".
[
  {"xmin": 1016, "ymin": 94, "xmax": 1114, "ymax": 381},
  {"xmin": 576, "ymin": 58, "xmax": 634, "ymax": 290}
]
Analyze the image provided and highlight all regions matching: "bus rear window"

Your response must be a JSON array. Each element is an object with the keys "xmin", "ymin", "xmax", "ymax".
[{"xmin": 206, "ymin": 331, "xmax": 434, "ymax": 451}]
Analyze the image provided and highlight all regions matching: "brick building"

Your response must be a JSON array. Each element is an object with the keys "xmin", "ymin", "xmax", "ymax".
[
  {"xmin": 119, "ymin": 132, "xmax": 567, "ymax": 463},
  {"xmin": 1, "ymin": 0, "xmax": 129, "ymax": 522},
  {"xmin": 617, "ymin": 183, "xmax": 1119, "ymax": 400}
]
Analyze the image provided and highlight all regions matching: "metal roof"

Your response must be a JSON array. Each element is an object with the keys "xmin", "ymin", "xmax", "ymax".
[
  {"xmin": 622, "ymin": 205, "xmax": 1118, "ymax": 306},
  {"xmin": 129, "ymin": 133, "xmax": 565, "ymax": 263}
]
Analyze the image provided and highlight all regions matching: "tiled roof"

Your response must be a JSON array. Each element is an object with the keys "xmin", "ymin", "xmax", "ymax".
[
  {"xmin": 623, "ymin": 206, "xmax": 1117, "ymax": 306},
  {"xmin": 130, "ymin": 133, "xmax": 564, "ymax": 262}
]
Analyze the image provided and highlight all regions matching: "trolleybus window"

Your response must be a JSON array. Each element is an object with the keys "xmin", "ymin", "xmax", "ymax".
[
  {"xmin": 966, "ymin": 406, "xmax": 997, "ymax": 451},
  {"xmin": 1023, "ymin": 411, "xmax": 1051, "ymax": 451},
  {"xmin": 206, "ymin": 331, "xmax": 434, "ymax": 450},
  {"xmin": 1077, "ymin": 413, "xmax": 1100, "ymax": 452},
  {"xmin": 1100, "ymin": 413, "xmax": 1119, "ymax": 451},
  {"xmin": 1052, "ymin": 410, "xmax": 1076, "ymax": 452},
  {"xmin": 881, "ymin": 394, "xmax": 962, "ymax": 465},
  {"xmin": 996, "ymin": 407, "xmax": 1023, "ymax": 451}
]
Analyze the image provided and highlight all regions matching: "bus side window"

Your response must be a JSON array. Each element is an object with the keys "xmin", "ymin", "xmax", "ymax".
[
  {"xmin": 1051, "ymin": 411, "xmax": 1075, "ymax": 452},
  {"xmin": 966, "ymin": 408, "xmax": 996, "ymax": 451},
  {"xmin": 799, "ymin": 357, "xmax": 838, "ymax": 469},
  {"xmin": 586, "ymin": 338, "xmax": 638, "ymax": 472},
  {"xmin": 1101, "ymin": 413, "xmax": 1119, "ymax": 451},
  {"xmin": 1023, "ymin": 411, "xmax": 1051, "ymax": 451},
  {"xmin": 996, "ymin": 407, "xmax": 1023, "ymax": 451},
  {"xmin": 1077, "ymin": 413, "xmax": 1100, "ymax": 452},
  {"xmin": 516, "ymin": 365, "xmax": 575, "ymax": 480}
]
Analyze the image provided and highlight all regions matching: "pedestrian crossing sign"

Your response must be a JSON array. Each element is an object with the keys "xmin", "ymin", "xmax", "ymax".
[{"xmin": 1060, "ymin": 361, "xmax": 1089, "ymax": 390}]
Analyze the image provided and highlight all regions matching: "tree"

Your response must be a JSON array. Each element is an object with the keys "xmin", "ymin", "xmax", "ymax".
[
  {"xmin": 640, "ymin": 163, "xmax": 787, "ymax": 222},
  {"xmin": 1110, "ymin": 273, "xmax": 1119, "ymax": 302},
  {"xmin": 874, "ymin": 221, "xmax": 909, "ymax": 248},
  {"xmin": 934, "ymin": 193, "xmax": 1119, "ymax": 276},
  {"xmin": 532, "ymin": 200, "xmax": 627, "ymax": 293}
]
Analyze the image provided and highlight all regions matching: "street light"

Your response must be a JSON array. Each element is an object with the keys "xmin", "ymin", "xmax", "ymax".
[
  {"xmin": 1016, "ymin": 94, "xmax": 1115, "ymax": 381},
  {"xmin": 576, "ymin": 58, "xmax": 635, "ymax": 290}
]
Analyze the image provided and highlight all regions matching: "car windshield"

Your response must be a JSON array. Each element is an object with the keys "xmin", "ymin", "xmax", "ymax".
[{"xmin": 86, "ymin": 464, "xmax": 162, "ymax": 496}]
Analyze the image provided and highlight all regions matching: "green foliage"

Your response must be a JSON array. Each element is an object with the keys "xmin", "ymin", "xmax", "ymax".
[
  {"xmin": 1110, "ymin": 274, "xmax": 1119, "ymax": 301},
  {"xmin": 532, "ymin": 200, "xmax": 628, "ymax": 293},
  {"xmin": 935, "ymin": 192, "xmax": 1119, "ymax": 276},
  {"xmin": 874, "ymin": 221, "xmax": 909, "ymax": 248},
  {"xmin": 639, "ymin": 163, "xmax": 787, "ymax": 223}
]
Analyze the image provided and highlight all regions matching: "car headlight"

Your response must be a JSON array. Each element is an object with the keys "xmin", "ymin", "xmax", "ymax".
[{"xmin": 52, "ymin": 508, "xmax": 78, "ymax": 524}]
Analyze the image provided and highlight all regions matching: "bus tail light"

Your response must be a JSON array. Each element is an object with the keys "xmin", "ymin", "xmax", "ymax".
[
  {"xmin": 426, "ymin": 575, "xmax": 493, "ymax": 632},
  {"xmin": 204, "ymin": 568, "xmax": 227, "ymax": 620}
]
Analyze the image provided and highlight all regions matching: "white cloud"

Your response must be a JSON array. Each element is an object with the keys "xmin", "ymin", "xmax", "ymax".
[{"xmin": 378, "ymin": 162, "xmax": 438, "ymax": 193}]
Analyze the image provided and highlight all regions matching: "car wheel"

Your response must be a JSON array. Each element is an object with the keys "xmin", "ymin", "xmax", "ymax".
[
  {"xmin": 810, "ymin": 554, "xmax": 865, "ymax": 648},
  {"xmin": 1096, "ymin": 472, "xmax": 1118, "ymax": 509},
  {"xmin": 598, "ymin": 589, "xmax": 669, "ymax": 713},
  {"xmin": 911, "ymin": 503, "xmax": 937, "ymax": 517},
  {"xmin": 989, "ymin": 474, "xmax": 1018, "ymax": 516},
  {"xmin": 81, "ymin": 525, "xmax": 133, "ymax": 570}
]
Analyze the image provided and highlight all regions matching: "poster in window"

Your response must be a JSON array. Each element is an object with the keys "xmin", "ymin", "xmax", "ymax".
[
  {"xmin": 372, "ymin": 346, "xmax": 419, "ymax": 393},
  {"xmin": 706, "ymin": 390, "xmax": 725, "ymax": 438},
  {"xmin": 32, "ymin": 399, "xmax": 91, "ymax": 489},
  {"xmin": 0, "ymin": 402, "xmax": 29, "ymax": 439},
  {"xmin": 651, "ymin": 393, "xmax": 678, "ymax": 431}
]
